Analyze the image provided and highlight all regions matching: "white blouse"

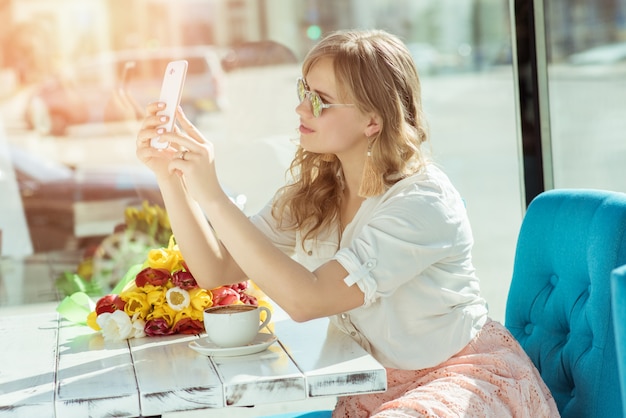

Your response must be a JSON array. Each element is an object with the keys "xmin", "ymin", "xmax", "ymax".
[{"xmin": 250, "ymin": 164, "xmax": 489, "ymax": 370}]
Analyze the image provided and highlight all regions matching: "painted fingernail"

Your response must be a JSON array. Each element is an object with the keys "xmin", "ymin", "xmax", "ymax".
[
  {"xmin": 157, "ymin": 128, "xmax": 165, "ymax": 134},
  {"xmin": 157, "ymin": 102, "xmax": 165, "ymax": 108},
  {"xmin": 160, "ymin": 116, "xmax": 167, "ymax": 122}
]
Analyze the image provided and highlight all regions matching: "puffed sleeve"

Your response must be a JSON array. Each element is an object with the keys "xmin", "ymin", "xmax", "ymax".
[{"xmin": 334, "ymin": 183, "xmax": 473, "ymax": 307}]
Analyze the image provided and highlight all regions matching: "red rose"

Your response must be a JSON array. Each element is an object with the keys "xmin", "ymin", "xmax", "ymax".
[
  {"xmin": 172, "ymin": 270, "xmax": 198, "ymax": 290},
  {"xmin": 135, "ymin": 267, "xmax": 171, "ymax": 287},
  {"xmin": 95, "ymin": 294, "xmax": 126, "ymax": 315},
  {"xmin": 227, "ymin": 281, "xmax": 249, "ymax": 293},
  {"xmin": 211, "ymin": 286, "xmax": 240, "ymax": 306},
  {"xmin": 172, "ymin": 318, "xmax": 204, "ymax": 335},
  {"xmin": 144, "ymin": 318, "xmax": 173, "ymax": 336},
  {"xmin": 240, "ymin": 293, "xmax": 258, "ymax": 305}
]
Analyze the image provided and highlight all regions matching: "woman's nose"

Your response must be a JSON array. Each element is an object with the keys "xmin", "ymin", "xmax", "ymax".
[{"xmin": 295, "ymin": 96, "xmax": 312, "ymax": 117}]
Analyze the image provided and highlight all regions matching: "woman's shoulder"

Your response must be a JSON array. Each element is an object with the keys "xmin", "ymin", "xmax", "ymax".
[
  {"xmin": 386, "ymin": 164, "xmax": 458, "ymax": 200},
  {"xmin": 371, "ymin": 164, "xmax": 466, "ymax": 223}
]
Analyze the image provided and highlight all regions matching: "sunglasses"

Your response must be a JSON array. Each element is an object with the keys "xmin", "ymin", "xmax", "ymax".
[{"xmin": 297, "ymin": 77, "xmax": 354, "ymax": 118}]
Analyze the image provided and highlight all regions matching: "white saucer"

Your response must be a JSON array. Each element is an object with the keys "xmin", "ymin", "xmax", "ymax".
[{"xmin": 188, "ymin": 332, "xmax": 278, "ymax": 357}]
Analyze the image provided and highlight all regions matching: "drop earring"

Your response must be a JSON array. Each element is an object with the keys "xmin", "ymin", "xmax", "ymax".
[{"xmin": 358, "ymin": 136, "xmax": 385, "ymax": 197}]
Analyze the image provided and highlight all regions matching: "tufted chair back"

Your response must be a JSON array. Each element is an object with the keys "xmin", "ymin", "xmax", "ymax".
[
  {"xmin": 505, "ymin": 189, "xmax": 626, "ymax": 417},
  {"xmin": 611, "ymin": 264, "xmax": 626, "ymax": 418}
]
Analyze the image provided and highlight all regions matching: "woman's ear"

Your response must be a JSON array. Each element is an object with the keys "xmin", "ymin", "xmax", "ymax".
[{"xmin": 365, "ymin": 113, "xmax": 382, "ymax": 137}]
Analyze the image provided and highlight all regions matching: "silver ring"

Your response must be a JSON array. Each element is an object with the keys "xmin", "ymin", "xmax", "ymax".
[{"xmin": 180, "ymin": 150, "xmax": 188, "ymax": 160}]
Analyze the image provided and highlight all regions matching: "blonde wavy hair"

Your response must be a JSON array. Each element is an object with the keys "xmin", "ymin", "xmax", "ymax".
[{"xmin": 272, "ymin": 29, "xmax": 430, "ymax": 244}]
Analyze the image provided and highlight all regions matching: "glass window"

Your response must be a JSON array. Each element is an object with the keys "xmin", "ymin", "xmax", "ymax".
[
  {"xmin": 0, "ymin": 0, "xmax": 522, "ymax": 322},
  {"xmin": 545, "ymin": 0, "xmax": 626, "ymax": 192}
]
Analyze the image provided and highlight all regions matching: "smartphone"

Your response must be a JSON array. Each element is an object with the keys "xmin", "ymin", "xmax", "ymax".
[{"xmin": 150, "ymin": 59, "xmax": 188, "ymax": 149}]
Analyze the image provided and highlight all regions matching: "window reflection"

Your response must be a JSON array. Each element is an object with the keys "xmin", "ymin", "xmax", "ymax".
[
  {"xmin": 2, "ymin": 1, "xmax": 522, "ymax": 321},
  {"xmin": 543, "ymin": 0, "xmax": 626, "ymax": 192},
  {"xmin": 0, "ymin": 0, "xmax": 520, "ymax": 317}
]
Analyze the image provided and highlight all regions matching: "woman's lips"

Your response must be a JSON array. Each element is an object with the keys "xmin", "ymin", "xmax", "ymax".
[{"xmin": 299, "ymin": 124, "xmax": 314, "ymax": 134}]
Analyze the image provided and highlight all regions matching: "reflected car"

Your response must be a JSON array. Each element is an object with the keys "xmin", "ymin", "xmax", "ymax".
[
  {"xmin": 567, "ymin": 42, "xmax": 626, "ymax": 65},
  {"xmin": 11, "ymin": 145, "xmax": 245, "ymax": 253},
  {"xmin": 25, "ymin": 46, "xmax": 227, "ymax": 136},
  {"xmin": 221, "ymin": 40, "xmax": 298, "ymax": 72},
  {"xmin": 11, "ymin": 145, "xmax": 164, "ymax": 252}
]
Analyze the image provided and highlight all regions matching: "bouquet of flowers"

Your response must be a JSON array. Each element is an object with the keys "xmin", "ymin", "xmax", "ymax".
[{"xmin": 84, "ymin": 235, "xmax": 268, "ymax": 342}]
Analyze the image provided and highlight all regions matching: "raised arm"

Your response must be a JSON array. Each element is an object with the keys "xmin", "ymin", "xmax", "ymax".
[{"xmin": 135, "ymin": 102, "xmax": 247, "ymax": 288}]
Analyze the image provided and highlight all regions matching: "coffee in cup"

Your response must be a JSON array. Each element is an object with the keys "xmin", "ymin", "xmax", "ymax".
[{"xmin": 203, "ymin": 304, "xmax": 272, "ymax": 348}]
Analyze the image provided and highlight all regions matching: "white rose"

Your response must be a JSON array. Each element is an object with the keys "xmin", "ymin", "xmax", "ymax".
[
  {"xmin": 131, "ymin": 312, "xmax": 146, "ymax": 338},
  {"xmin": 97, "ymin": 310, "xmax": 133, "ymax": 341}
]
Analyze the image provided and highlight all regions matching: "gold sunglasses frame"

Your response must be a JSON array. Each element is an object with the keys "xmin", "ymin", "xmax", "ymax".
[{"xmin": 296, "ymin": 78, "xmax": 354, "ymax": 118}]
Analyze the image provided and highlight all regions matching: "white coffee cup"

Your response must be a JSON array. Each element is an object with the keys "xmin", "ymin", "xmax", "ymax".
[{"xmin": 203, "ymin": 304, "xmax": 272, "ymax": 348}]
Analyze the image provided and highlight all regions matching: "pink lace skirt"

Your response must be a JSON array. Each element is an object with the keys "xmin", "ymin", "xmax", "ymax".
[{"xmin": 333, "ymin": 320, "xmax": 560, "ymax": 418}]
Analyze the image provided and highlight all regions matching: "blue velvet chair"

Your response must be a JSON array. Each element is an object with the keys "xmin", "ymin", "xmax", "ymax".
[
  {"xmin": 505, "ymin": 189, "xmax": 626, "ymax": 417},
  {"xmin": 611, "ymin": 264, "xmax": 626, "ymax": 418}
]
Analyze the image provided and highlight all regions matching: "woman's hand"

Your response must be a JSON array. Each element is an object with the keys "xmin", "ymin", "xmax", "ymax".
[
  {"xmin": 165, "ymin": 107, "xmax": 226, "ymax": 205},
  {"xmin": 135, "ymin": 101, "xmax": 179, "ymax": 179}
]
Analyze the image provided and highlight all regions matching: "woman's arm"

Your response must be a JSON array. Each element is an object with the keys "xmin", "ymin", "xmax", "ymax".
[
  {"xmin": 157, "ymin": 174, "xmax": 247, "ymax": 287},
  {"xmin": 192, "ymin": 190, "xmax": 364, "ymax": 322}
]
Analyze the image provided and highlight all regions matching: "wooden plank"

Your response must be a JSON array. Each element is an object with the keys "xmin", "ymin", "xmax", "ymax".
[
  {"xmin": 212, "ymin": 337, "xmax": 306, "ymax": 407},
  {"xmin": 130, "ymin": 334, "xmax": 224, "ymax": 416},
  {"xmin": 274, "ymin": 318, "xmax": 387, "ymax": 398},
  {"xmin": 55, "ymin": 320, "xmax": 140, "ymax": 417},
  {"xmin": 0, "ymin": 312, "xmax": 57, "ymax": 418}
]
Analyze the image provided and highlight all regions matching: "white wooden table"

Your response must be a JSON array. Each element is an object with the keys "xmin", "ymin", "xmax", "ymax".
[{"xmin": 0, "ymin": 307, "xmax": 387, "ymax": 417}]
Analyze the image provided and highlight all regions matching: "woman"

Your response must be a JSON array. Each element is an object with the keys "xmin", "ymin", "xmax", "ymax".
[{"xmin": 136, "ymin": 29, "xmax": 558, "ymax": 417}]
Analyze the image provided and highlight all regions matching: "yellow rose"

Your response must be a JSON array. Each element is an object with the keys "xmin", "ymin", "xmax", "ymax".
[
  {"xmin": 173, "ymin": 306, "xmax": 198, "ymax": 324},
  {"xmin": 121, "ymin": 291, "xmax": 151, "ymax": 318},
  {"xmin": 148, "ymin": 304, "xmax": 177, "ymax": 326},
  {"xmin": 189, "ymin": 288, "xmax": 213, "ymax": 312},
  {"xmin": 188, "ymin": 309, "xmax": 203, "ymax": 322},
  {"xmin": 86, "ymin": 310, "xmax": 100, "ymax": 331},
  {"xmin": 146, "ymin": 248, "xmax": 182, "ymax": 271},
  {"xmin": 146, "ymin": 287, "xmax": 166, "ymax": 306}
]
